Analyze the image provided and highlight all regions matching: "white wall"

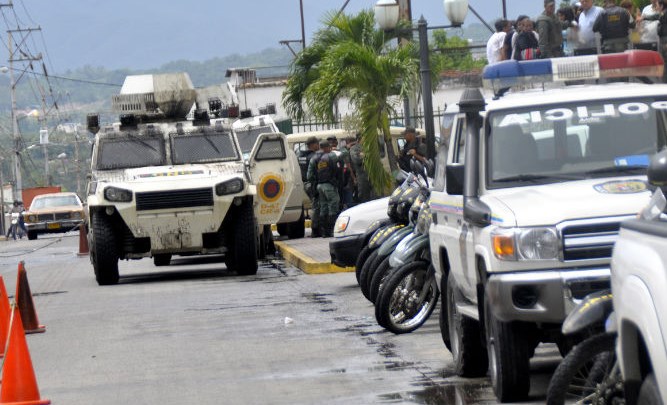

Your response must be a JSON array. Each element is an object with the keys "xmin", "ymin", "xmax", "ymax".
[{"xmin": 240, "ymin": 82, "xmax": 482, "ymax": 135}]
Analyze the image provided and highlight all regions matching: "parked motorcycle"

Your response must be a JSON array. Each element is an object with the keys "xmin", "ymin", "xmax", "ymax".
[
  {"xmin": 546, "ymin": 290, "xmax": 622, "ymax": 404},
  {"xmin": 7, "ymin": 212, "xmax": 25, "ymax": 240},
  {"xmin": 365, "ymin": 178, "xmax": 431, "ymax": 304},
  {"xmin": 355, "ymin": 173, "xmax": 419, "ymax": 288},
  {"xmin": 373, "ymin": 160, "xmax": 438, "ymax": 334}
]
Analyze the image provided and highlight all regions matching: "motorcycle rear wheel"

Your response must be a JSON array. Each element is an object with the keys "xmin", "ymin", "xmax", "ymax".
[
  {"xmin": 546, "ymin": 332, "xmax": 617, "ymax": 405},
  {"xmin": 374, "ymin": 261, "xmax": 438, "ymax": 334},
  {"xmin": 355, "ymin": 246, "xmax": 374, "ymax": 285}
]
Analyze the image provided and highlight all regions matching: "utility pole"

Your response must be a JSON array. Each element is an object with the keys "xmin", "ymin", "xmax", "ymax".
[
  {"xmin": 74, "ymin": 125, "xmax": 81, "ymax": 197},
  {"xmin": 3, "ymin": 19, "xmax": 41, "ymax": 201}
]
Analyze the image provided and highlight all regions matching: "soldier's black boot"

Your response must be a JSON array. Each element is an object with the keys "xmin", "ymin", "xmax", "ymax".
[
  {"xmin": 310, "ymin": 216, "xmax": 321, "ymax": 238},
  {"xmin": 324, "ymin": 215, "xmax": 335, "ymax": 237}
]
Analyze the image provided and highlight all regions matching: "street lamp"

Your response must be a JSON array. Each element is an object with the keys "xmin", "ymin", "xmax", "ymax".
[{"xmin": 375, "ymin": 0, "xmax": 469, "ymax": 160}]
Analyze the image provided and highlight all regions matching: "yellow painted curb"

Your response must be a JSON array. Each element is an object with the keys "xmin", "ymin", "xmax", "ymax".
[{"xmin": 274, "ymin": 240, "xmax": 354, "ymax": 274}]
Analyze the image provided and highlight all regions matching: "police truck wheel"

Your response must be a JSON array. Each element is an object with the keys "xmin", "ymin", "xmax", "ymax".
[
  {"xmin": 226, "ymin": 202, "xmax": 258, "ymax": 276},
  {"xmin": 153, "ymin": 254, "xmax": 171, "ymax": 267},
  {"xmin": 486, "ymin": 300, "xmax": 530, "ymax": 402},
  {"xmin": 638, "ymin": 373, "xmax": 661, "ymax": 405},
  {"xmin": 447, "ymin": 272, "xmax": 488, "ymax": 376},
  {"xmin": 92, "ymin": 213, "xmax": 119, "ymax": 285}
]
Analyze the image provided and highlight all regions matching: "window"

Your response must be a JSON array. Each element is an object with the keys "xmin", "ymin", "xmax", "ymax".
[
  {"xmin": 171, "ymin": 129, "xmax": 239, "ymax": 164},
  {"xmin": 96, "ymin": 133, "xmax": 165, "ymax": 170},
  {"xmin": 487, "ymin": 97, "xmax": 667, "ymax": 188}
]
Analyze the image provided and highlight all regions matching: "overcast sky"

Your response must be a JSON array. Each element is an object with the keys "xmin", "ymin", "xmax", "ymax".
[{"xmin": 7, "ymin": 0, "xmax": 545, "ymax": 71}]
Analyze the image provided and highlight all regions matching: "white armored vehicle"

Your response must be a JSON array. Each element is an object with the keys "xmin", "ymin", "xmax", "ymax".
[{"xmin": 86, "ymin": 73, "xmax": 299, "ymax": 285}]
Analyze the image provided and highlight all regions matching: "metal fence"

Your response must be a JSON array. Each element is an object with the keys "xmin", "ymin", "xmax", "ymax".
[{"xmin": 290, "ymin": 105, "xmax": 452, "ymax": 134}]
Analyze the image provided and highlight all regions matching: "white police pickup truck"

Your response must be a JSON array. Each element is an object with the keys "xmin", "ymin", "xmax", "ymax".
[
  {"xmin": 612, "ymin": 149, "xmax": 667, "ymax": 404},
  {"xmin": 429, "ymin": 50, "xmax": 666, "ymax": 402}
]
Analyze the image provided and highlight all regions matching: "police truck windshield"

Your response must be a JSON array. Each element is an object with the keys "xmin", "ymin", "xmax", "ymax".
[{"xmin": 487, "ymin": 98, "xmax": 667, "ymax": 188}]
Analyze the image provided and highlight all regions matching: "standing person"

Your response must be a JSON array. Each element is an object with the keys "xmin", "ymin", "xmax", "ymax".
[
  {"xmin": 339, "ymin": 135, "xmax": 357, "ymax": 210},
  {"xmin": 536, "ymin": 0, "xmax": 565, "ymax": 58},
  {"xmin": 502, "ymin": 17, "xmax": 526, "ymax": 61},
  {"xmin": 574, "ymin": 0, "xmax": 604, "ymax": 55},
  {"xmin": 6, "ymin": 201, "xmax": 25, "ymax": 240},
  {"xmin": 593, "ymin": 0, "xmax": 635, "ymax": 53},
  {"xmin": 397, "ymin": 127, "xmax": 427, "ymax": 172},
  {"xmin": 655, "ymin": 0, "xmax": 667, "ymax": 82},
  {"xmin": 350, "ymin": 132, "xmax": 373, "ymax": 204},
  {"xmin": 327, "ymin": 136, "xmax": 346, "ymax": 211},
  {"xmin": 512, "ymin": 18, "xmax": 541, "ymax": 60},
  {"xmin": 299, "ymin": 136, "xmax": 322, "ymax": 237},
  {"xmin": 620, "ymin": 0, "xmax": 640, "ymax": 44},
  {"xmin": 486, "ymin": 19, "xmax": 510, "ymax": 64},
  {"xmin": 639, "ymin": 0, "xmax": 661, "ymax": 49},
  {"xmin": 558, "ymin": 5, "xmax": 578, "ymax": 55},
  {"xmin": 307, "ymin": 140, "xmax": 341, "ymax": 238}
]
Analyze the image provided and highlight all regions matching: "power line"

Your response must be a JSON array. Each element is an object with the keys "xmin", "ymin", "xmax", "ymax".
[{"xmin": 2, "ymin": 65, "xmax": 121, "ymax": 86}]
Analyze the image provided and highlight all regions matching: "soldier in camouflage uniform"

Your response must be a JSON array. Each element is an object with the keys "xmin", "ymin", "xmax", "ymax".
[
  {"xmin": 339, "ymin": 135, "xmax": 357, "ymax": 209},
  {"xmin": 298, "ymin": 136, "xmax": 321, "ymax": 237},
  {"xmin": 307, "ymin": 140, "xmax": 342, "ymax": 237}
]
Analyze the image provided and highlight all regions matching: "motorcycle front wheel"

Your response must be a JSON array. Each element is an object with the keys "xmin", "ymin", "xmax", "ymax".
[
  {"xmin": 546, "ymin": 332, "xmax": 618, "ymax": 405},
  {"xmin": 374, "ymin": 261, "xmax": 438, "ymax": 334}
]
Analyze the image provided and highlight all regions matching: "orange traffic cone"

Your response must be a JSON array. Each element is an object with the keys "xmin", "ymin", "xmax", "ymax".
[
  {"xmin": 0, "ymin": 277, "xmax": 11, "ymax": 357},
  {"xmin": 15, "ymin": 262, "xmax": 45, "ymax": 334},
  {"xmin": 77, "ymin": 223, "xmax": 89, "ymax": 257},
  {"xmin": 0, "ymin": 304, "xmax": 50, "ymax": 404}
]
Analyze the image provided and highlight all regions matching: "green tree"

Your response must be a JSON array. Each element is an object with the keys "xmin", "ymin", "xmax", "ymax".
[
  {"xmin": 282, "ymin": 10, "xmax": 419, "ymax": 195},
  {"xmin": 430, "ymin": 30, "xmax": 486, "ymax": 74}
]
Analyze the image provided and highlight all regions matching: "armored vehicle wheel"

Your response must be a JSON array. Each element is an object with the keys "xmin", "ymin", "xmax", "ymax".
[
  {"xmin": 286, "ymin": 209, "xmax": 305, "ymax": 239},
  {"xmin": 485, "ymin": 300, "xmax": 531, "ymax": 402},
  {"xmin": 446, "ymin": 272, "xmax": 488, "ymax": 376},
  {"xmin": 276, "ymin": 222, "xmax": 288, "ymax": 236},
  {"xmin": 92, "ymin": 213, "xmax": 119, "ymax": 285},
  {"xmin": 225, "ymin": 201, "xmax": 258, "ymax": 275},
  {"xmin": 27, "ymin": 231, "xmax": 37, "ymax": 240},
  {"xmin": 258, "ymin": 224, "xmax": 275, "ymax": 260},
  {"xmin": 153, "ymin": 254, "xmax": 171, "ymax": 267},
  {"xmin": 277, "ymin": 210, "xmax": 305, "ymax": 239}
]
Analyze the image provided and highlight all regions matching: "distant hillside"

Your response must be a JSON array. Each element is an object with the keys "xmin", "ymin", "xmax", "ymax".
[
  {"xmin": 0, "ymin": 24, "xmax": 490, "ymax": 118},
  {"xmin": 0, "ymin": 47, "xmax": 295, "ymax": 116}
]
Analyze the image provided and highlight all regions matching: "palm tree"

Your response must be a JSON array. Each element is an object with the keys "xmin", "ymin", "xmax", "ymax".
[{"xmin": 282, "ymin": 9, "xmax": 419, "ymax": 195}]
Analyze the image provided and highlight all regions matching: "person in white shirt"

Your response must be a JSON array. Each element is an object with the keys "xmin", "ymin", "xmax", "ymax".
[
  {"xmin": 639, "ymin": 0, "xmax": 660, "ymax": 46},
  {"xmin": 575, "ymin": 0, "xmax": 604, "ymax": 54},
  {"xmin": 486, "ymin": 19, "xmax": 511, "ymax": 64}
]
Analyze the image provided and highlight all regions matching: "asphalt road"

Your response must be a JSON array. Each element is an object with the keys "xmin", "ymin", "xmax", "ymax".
[{"xmin": 0, "ymin": 232, "xmax": 559, "ymax": 404}]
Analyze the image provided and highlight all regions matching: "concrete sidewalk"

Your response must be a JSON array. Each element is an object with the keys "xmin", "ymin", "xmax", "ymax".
[{"xmin": 274, "ymin": 232, "xmax": 354, "ymax": 274}]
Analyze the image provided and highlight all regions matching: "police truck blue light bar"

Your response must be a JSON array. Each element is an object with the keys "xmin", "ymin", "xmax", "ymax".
[{"xmin": 483, "ymin": 50, "xmax": 664, "ymax": 95}]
